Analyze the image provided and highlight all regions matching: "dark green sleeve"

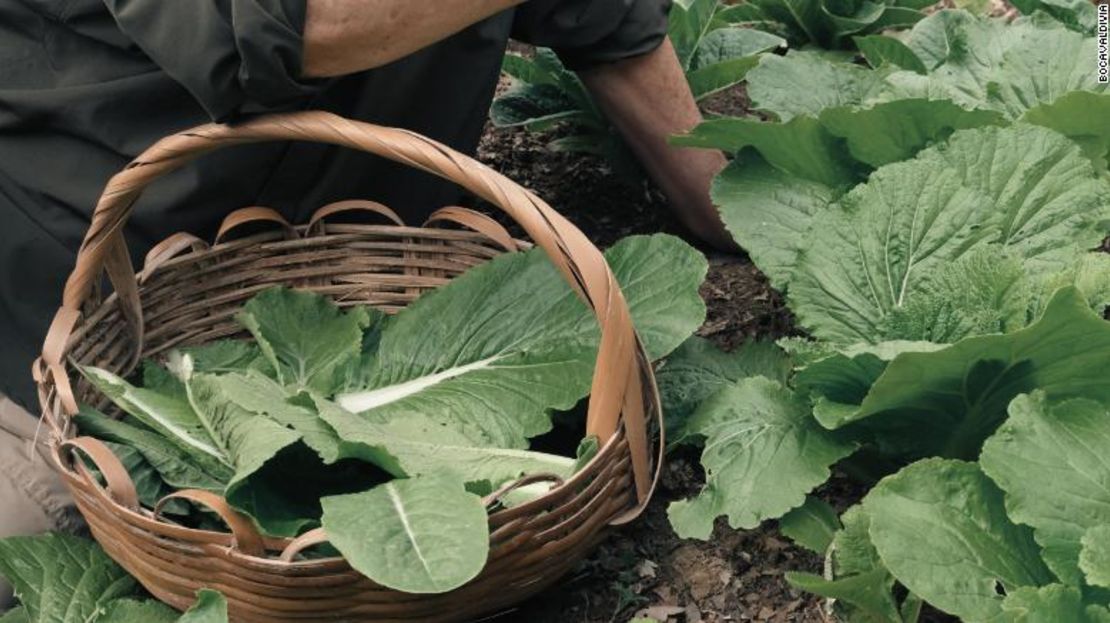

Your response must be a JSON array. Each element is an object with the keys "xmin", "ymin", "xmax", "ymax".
[
  {"xmin": 511, "ymin": 0, "xmax": 672, "ymax": 70},
  {"xmin": 102, "ymin": 0, "xmax": 320, "ymax": 121}
]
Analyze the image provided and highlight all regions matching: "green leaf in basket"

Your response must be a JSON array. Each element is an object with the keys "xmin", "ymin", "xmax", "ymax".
[
  {"xmin": 237, "ymin": 287, "xmax": 378, "ymax": 395},
  {"xmin": 310, "ymin": 395, "xmax": 575, "ymax": 493},
  {"xmin": 321, "ymin": 474, "xmax": 490, "ymax": 593},
  {"xmin": 0, "ymin": 534, "xmax": 137, "ymax": 623},
  {"xmin": 75, "ymin": 407, "xmax": 230, "ymax": 493},
  {"xmin": 331, "ymin": 234, "xmax": 706, "ymax": 450}
]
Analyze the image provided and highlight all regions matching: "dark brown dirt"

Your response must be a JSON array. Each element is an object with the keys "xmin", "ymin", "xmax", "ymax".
[{"xmin": 475, "ymin": 106, "xmax": 837, "ymax": 622}]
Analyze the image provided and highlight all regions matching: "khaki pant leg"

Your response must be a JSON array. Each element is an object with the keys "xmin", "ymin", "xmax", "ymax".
[{"xmin": 0, "ymin": 395, "xmax": 81, "ymax": 610}]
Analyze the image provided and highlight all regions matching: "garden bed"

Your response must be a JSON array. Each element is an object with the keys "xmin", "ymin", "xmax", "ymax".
[{"xmin": 477, "ymin": 110, "xmax": 835, "ymax": 623}]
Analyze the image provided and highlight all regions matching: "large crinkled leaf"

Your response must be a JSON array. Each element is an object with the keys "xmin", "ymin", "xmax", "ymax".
[
  {"xmin": 1081, "ymin": 526, "xmax": 1110, "ymax": 590},
  {"xmin": 838, "ymin": 287, "xmax": 1110, "ymax": 460},
  {"xmin": 237, "ymin": 287, "xmax": 374, "ymax": 395},
  {"xmin": 880, "ymin": 246, "xmax": 1030, "ymax": 342},
  {"xmin": 0, "ymin": 534, "xmax": 137, "ymax": 623},
  {"xmin": 932, "ymin": 125, "xmax": 1110, "ymax": 271},
  {"xmin": 599, "ymin": 235, "xmax": 709, "ymax": 360},
  {"xmin": 334, "ymin": 235, "xmax": 705, "ymax": 450},
  {"xmin": 668, "ymin": 377, "xmax": 857, "ymax": 539},
  {"xmin": 981, "ymin": 393, "xmax": 1110, "ymax": 586},
  {"xmin": 818, "ymin": 98, "xmax": 1005, "ymax": 168},
  {"xmin": 778, "ymin": 496, "xmax": 840, "ymax": 554},
  {"xmin": 321, "ymin": 475, "xmax": 489, "ymax": 593},
  {"xmin": 745, "ymin": 51, "xmax": 895, "ymax": 120},
  {"xmin": 312, "ymin": 396, "xmax": 575, "ymax": 493},
  {"xmin": 1022, "ymin": 92, "xmax": 1110, "ymax": 172},
  {"xmin": 675, "ymin": 115, "xmax": 860, "ymax": 188},
  {"xmin": 710, "ymin": 151, "xmax": 836, "ymax": 288},
  {"xmin": 904, "ymin": 9, "xmax": 1004, "ymax": 70},
  {"xmin": 75, "ymin": 407, "xmax": 230, "ymax": 491},
  {"xmin": 788, "ymin": 147, "xmax": 995, "ymax": 344},
  {"xmin": 902, "ymin": 10, "xmax": 1106, "ymax": 117},
  {"xmin": 788, "ymin": 124, "xmax": 1110, "ymax": 345},
  {"xmin": 655, "ymin": 334, "xmax": 791, "ymax": 443},
  {"xmin": 864, "ymin": 459, "xmax": 1054, "ymax": 622},
  {"xmin": 1001, "ymin": 584, "xmax": 1110, "ymax": 623}
]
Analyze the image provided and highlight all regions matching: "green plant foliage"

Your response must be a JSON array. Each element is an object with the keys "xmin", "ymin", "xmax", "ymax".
[
  {"xmin": 778, "ymin": 496, "xmax": 840, "ymax": 553},
  {"xmin": 865, "ymin": 459, "xmax": 1055, "ymax": 622},
  {"xmin": 76, "ymin": 234, "xmax": 706, "ymax": 595},
  {"xmin": 980, "ymin": 393, "xmax": 1110, "ymax": 586},
  {"xmin": 830, "ymin": 288, "xmax": 1110, "ymax": 459},
  {"xmin": 1001, "ymin": 585, "xmax": 1110, "ymax": 623},
  {"xmin": 655, "ymin": 335, "xmax": 791, "ymax": 442},
  {"xmin": 853, "ymin": 35, "xmax": 927, "ymax": 72},
  {"xmin": 668, "ymin": 377, "xmax": 857, "ymax": 539},
  {"xmin": 666, "ymin": 11, "xmax": 1110, "ymax": 619},
  {"xmin": 1009, "ymin": 0, "xmax": 1099, "ymax": 34},
  {"xmin": 727, "ymin": 0, "xmax": 928, "ymax": 50},
  {"xmin": 490, "ymin": 0, "xmax": 784, "ymax": 179},
  {"xmin": 0, "ymin": 534, "xmax": 228, "ymax": 623},
  {"xmin": 320, "ymin": 474, "xmax": 489, "ymax": 593}
]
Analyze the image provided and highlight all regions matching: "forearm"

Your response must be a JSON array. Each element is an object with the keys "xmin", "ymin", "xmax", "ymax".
[
  {"xmin": 303, "ymin": 0, "xmax": 524, "ymax": 77},
  {"xmin": 578, "ymin": 39, "xmax": 733, "ymax": 250}
]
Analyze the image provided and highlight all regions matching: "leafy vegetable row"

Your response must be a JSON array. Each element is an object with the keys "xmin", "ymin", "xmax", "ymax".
[{"xmin": 658, "ymin": 8, "xmax": 1110, "ymax": 622}]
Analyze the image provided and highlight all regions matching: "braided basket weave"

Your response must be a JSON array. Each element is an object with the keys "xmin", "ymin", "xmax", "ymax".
[{"xmin": 33, "ymin": 112, "xmax": 663, "ymax": 622}]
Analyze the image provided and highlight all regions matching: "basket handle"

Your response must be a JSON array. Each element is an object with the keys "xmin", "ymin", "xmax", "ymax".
[{"xmin": 44, "ymin": 111, "xmax": 654, "ymax": 505}]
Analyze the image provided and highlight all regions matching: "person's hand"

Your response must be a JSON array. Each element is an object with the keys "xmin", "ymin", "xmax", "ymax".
[
  {"xmin": 578, "ymin": 38, "xmax": 740, "ymax": 253},
  {"xmin": 663, "ymin": 145, "xmax": 739, "ymax": 253}
]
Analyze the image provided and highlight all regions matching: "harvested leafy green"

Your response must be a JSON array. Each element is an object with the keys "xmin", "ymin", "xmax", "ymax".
[
  {"xmin": 76, "ymin": 234, "xmax": 705, "ymax": 594},
  {"xmin": 0, "ymin": 534, "xmax": 227, "ymax": 623},
  {"xmin": 320, "ymin": 474, "xmax": 489, "ymax": 594}
]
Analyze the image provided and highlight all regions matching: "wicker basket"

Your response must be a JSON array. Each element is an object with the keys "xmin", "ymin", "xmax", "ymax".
[{"xmin": 33, "ymin": 112, "xmax": 663, "ymax": 622}]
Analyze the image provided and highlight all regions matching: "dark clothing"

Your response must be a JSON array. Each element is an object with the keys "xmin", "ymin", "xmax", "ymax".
[{"xmin": 0, "ymin": 0, "xmax": 671, "ymax": 409}]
